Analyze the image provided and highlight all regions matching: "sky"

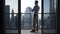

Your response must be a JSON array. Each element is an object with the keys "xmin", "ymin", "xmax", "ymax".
[
  {"xmin": 21, "ymin": 0, "xmax": 41, "ymax": 13},
  {"xmin": 5, "ymin": 0, "xmax": 50, "ymax": 19}
]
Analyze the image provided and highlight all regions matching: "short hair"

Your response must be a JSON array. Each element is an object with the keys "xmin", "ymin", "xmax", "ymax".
[{"xmin": 35, "ymin": 1, "xmax": 38, "ymax": 3}]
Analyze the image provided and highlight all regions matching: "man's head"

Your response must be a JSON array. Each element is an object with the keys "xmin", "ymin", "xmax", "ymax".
[{"xmin": 35, "ymin": 1, "xmax": 38, "ymax": 6}]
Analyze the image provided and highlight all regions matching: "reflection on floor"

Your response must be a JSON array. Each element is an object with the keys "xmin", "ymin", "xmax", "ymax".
[{"xmin": 21, "ymin": 30, "xmax": 41, "ymax": 34}]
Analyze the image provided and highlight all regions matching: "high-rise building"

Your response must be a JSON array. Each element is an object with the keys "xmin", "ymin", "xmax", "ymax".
[
  {"xmin": 11, "ymin": 9, "xmax": 14, "ymax": 23},
  {"xmin": 21, "ymin": 7, "xmax": 32, "ymax": 29},
  {"xmin": 14, "ymin": 14, "xmax": 18, "ymax": 29},
  {"xmin": 4, "ymin": 5, "xmax": 10, "ymax": 29},
  {"xmin": 10, "ymin": 9, "xmax": 16, "ymax": 29}
]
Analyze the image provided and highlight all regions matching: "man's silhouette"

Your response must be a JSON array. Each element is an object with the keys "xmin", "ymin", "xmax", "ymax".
[{"xmin": 31, "ymin": 1, "xmax": 40, "ymax": 32}]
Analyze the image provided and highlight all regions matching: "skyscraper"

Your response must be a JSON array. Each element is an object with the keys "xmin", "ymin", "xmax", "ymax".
[
  {"xmin": 10, "ymin": 9, "xmax": 16, "ymax": 29},
  {"xmin": 11, "ymin": 9, "xmax": 14, "ymax": 23},
  {"xmin": 4, "ymin": 5, "xmax": 10, "ymax": 29},
  {"xmin": 15, "ymin": 14, "xmax": 18, "ymax": 29},
  {"xmin": 21, "ymin": 7, "xmax": 32, "ymax": 29}
]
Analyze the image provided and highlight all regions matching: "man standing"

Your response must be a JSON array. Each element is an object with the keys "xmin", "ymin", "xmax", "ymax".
[{"xmin": 31, "ymin": 0, "xmax": 40, "ymax": 32}]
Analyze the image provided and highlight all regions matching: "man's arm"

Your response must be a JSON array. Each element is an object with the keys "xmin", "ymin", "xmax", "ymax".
[{"xmin": 32, "ymin": 6, "xmax": 35, "ymax": 12}]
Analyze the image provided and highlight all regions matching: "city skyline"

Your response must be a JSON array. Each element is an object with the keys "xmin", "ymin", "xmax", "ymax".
[{"xmin": 5, "ymin": 0, "xmax": 50, "ymax": 19}]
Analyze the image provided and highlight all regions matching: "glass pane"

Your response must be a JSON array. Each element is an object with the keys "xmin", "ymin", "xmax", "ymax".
[
  {"xmin": 44, "ymin": 0, "xmax": 50, "ymax": 13},
  {"xmin": 21, "ymin": 13, "xmax": 32, "ymax": 30},
  {"xmin": 21, "ymin": 0, "xmax": 42, "ymax": 13},
  {"xmin": 43, "ymin": 14, "xmax": 56, "ymax": 34},
  {"xmin": 54, "ymin": 0, "xmax": 57, "ymax": 13},
  {"xmin": 21, "ymin": 13, "xmax": 41, "ymax": 30},
  {"xmin": 3, "ymin": 14, "xmax": 18, "ymax": 34},
  {"xmin": 5, "ymin": 0, "xmax": 18, "ymax": 13},
  {"xmin": 21, "ymin": 0, "xmax": 42, "ymax": 34},
  {"xmin": 44, "ymin": 0, "xmax": 57, "ymax": 13},
  {"xmin": 38, "ymin": 14, "xmax": 42, "ymax": 30}
]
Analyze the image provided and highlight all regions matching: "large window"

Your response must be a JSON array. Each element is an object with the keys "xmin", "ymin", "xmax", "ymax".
[
  {"xmin": 42, "ymin": 0, "xmax": 57, "ymax": 34},
  {"xmin": 3, "ymin": 0, "xmax": 57, "ymax": 34},
  {"xmin": 4, "ymin": 0, "xmax": 18, "ymax": 34},
  {"xmin": 21, "ymin": 0, "xmax": 42, "ymax": 30}
]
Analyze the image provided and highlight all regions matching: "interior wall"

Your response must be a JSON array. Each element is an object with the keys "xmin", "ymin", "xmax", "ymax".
[{"xmin": 0, "ymin": 0, "xmax": 4, "ymax": 34}]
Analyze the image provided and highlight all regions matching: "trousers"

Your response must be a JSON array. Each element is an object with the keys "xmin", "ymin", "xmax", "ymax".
[{"xmin": 33, "ymin": 14, "xmax": 38, "ymax": 31}]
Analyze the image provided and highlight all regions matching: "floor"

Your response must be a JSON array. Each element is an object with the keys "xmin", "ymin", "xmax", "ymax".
[
  {"xmin": 5, "ymin": 30, "xmax": 56, "ymax": 34},
  {"xmin": 21, "ymin": 30, "xmax": 41, "ymax": 34}
]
